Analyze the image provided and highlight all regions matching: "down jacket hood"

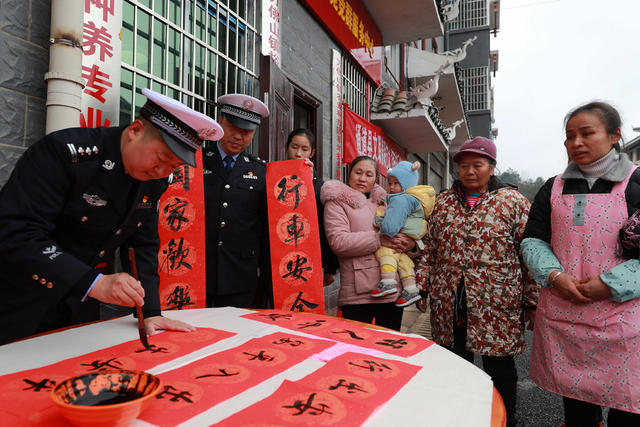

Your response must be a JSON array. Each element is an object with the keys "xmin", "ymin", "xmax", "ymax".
[{"xmin": 320, "ymin": 180, "xmax": 386, "ymax": 208}]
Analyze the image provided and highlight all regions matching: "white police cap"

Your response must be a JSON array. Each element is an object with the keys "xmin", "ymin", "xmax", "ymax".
[{"xmin": 140, "ymin": 88, "xmax": 223, "ymax": 167}]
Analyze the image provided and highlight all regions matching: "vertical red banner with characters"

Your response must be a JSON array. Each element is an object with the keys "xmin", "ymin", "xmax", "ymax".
[
  {"xmin": 157, "ymin": 151, "xmax": 206, "ymax": 310},
  {"xmin": 267, "ymin": 160, "xmax": 325, "ymax": 313}
]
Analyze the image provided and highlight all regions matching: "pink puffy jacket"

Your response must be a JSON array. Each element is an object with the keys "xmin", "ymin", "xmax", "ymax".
[{"xmin": 320, "ymin": 180, "xmax": 399, "ymax": 306}]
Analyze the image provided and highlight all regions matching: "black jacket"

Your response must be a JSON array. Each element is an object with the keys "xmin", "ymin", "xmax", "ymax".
[
  {"xmin": 202, "ymin": 145, "xmax": 270, "ymax": 306},
  {"xmin": 0, "ymin": 126, "xmax": 168, "ymax": 344}
]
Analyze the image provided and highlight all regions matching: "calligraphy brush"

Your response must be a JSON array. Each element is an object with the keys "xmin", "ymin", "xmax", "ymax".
[{"xmin": 128, "ymin": 247, "xmax": 150, "ymax": 349}]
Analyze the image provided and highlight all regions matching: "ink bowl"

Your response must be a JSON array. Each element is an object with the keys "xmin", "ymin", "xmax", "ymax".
[{"xmin": 50, "ymin": 369, "xmax": 161, "ymax": 427}]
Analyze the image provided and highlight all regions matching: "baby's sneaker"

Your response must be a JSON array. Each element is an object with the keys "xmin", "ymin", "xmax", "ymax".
[
  {"xmin": 395, "ymin": 289, "xmax": 421, "ymax": 307},
  {"xmin": 370, "ymin": 279, "xmax": 398, "ymax": 297}
]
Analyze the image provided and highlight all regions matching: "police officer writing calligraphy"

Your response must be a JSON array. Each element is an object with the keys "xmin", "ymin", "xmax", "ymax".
[
  {"xmin": 203, "ymin": 94, "xmax": 270, "ymax": 308},
  {"xmin": 0, "ymin": 89, "xmax": 223, "ymax": 345}
]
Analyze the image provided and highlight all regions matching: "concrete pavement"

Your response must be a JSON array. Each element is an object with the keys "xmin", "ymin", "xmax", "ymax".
[{"xmin": 401, "ymin": 305, "xmax": 567, "ymax": 426}]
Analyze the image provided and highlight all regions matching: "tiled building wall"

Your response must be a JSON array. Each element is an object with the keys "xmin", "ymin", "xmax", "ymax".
[{"xmin": 0, "ymin": 0, "xmax": 51, "ymax": 186}]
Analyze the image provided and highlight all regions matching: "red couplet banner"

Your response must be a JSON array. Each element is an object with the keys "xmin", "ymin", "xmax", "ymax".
[
  {"xmin": 157, "ymin": 151, "xmax": 206, "ymax": 310},
  {"xmin": 342, "ymin": 106, "xmax": 406, "ymax": 176},
  {"xmin": 266, "ymin": 159, "xmax": 325, "ymax": 313}
]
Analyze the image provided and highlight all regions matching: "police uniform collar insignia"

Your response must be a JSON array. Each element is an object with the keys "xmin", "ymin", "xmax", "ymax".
[
  {"xmin": 206, "ymin": 151, "xmax": 214, "ymax": 157},
  {"xmin": 102, "ymin": 159, "xmax": 115, "ymax": 170},
  {"xmin": 83, "ymin": 193, "xmax": 108, "ymax": 207},
  {"xmin": 244, "ymin": 156, "xmax": 250, "ymax": 162},
  {"xmin": 203, "ymin": 169, "xmax": 212, "ymax": 174}
]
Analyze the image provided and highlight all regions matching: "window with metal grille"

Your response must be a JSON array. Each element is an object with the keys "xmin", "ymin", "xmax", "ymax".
[
  {"xmin": 459, "ymin": 66, "xmax": 489, "ymax": 111},
  {"xmin": 120, "ymin": 0, "xmax": 259, "ymax": 125},
  {"xmin": 341, "ymin": 54, "xmax": 371, "ymax": 120},
  {"xmin": 447, "ymin": 0, "xmax": 488, "ymax": 31}
]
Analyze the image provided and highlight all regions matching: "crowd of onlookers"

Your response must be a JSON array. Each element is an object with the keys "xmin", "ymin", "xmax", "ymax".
[{"xmin": 314, "ymin": 101, "xmax": 640, "ymax": 427}]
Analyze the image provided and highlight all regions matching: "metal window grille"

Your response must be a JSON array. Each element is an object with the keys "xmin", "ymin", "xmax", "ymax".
[
  {"xmin": 120, "ymin": 0, "xmax": 259, "ymax": 124},
  {"xmin": 459, "ymin": 66, "xmax": 489, "ymax": 112},
  {"xmin": 341, "ymin": 54, "xmax": 371, "ymax": 119},
  {"xmin": 447, "ymin": 0, "xmax": 488, "ymax": 31}
]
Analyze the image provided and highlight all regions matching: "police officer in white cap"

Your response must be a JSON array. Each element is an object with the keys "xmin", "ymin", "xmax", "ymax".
[
  {"xmin": 0, "ymin": 89, "xmax": 223, "ymax": 344},
  {"xmin": 203, "ymin": 93, "xmax": 271, "ymax": 308}
]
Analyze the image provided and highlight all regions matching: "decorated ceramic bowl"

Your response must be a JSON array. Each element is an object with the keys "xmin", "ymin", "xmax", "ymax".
[{"xmin": 50, "ymin": 369, "xmax": 161, "ymax": 427}]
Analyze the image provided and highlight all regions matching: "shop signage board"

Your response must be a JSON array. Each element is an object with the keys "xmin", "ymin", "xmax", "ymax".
[
  {"xmin": 81, "ymin": 0, "xmax": 122, "ymax": 127},
  {"xmin": 299, "ymin": 0, "xmax": 383, "ymax": 84},
  {"xmin": 262, "ymin": 0, "xmax": 282, "ymax": 67}
]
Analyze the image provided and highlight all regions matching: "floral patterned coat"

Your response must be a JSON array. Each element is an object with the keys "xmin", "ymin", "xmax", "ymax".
[{"xmin": 415, "ymin": 177, "xmax": 539, "ymax": 356}]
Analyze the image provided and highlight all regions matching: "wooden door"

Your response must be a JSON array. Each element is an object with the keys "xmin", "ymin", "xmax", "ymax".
[{"xmin": 259, "ymin": 55, "xmax": 293, "ymax": 162}]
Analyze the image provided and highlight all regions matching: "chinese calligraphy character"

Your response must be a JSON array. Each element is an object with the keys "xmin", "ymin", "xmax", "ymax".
[
  {"xmin": 164, "ymin": 197, "xmax": 190, "ymax": 232},
  {"xmin": 135, "ymin": 345, "xmax": 169, "ymax": 354},
  {"xmin": 284, "ymin": 213, "xmax": 305, "ymax": 247},
  {"xmin": 348, "ymin": 359, "xmax": 392, "ymax": 373},
  {"xmin": 331, "ymin": 329, "xmax": 365, "ymax": 340},
  {"xmin": 83, "ymin": 21, "xmax": 113, "ymax": 61},
  {"xmin": 375, "ymin": 338, "xmax": 409, "ymax": 349},
  {"xmin": 282, "ymin": 254, "xmax": 312, "ymax": 282},
  {"xmin": 82, "ymin": 64, "xmax": 112, "ymax": 103},
  {"xmin": 260, "ymin": 313, "xmax": 293, "ymax": 321},
  {"xmin": 165, "ymin": 285, "xmax": 196, "ymax": 310},
  {"xmin": 272, "ymin": 337, "xmax": 304, "ymax": 347},
  {"xmin": 156, "ymin": 385, "xmax": 194, "ymax": 403},
  {"xmin": 296, "ymin": 318, "xmax": 326, "ymax": 329},
  {"xmin": 282, "ymin": 392, "xmax": 333, "ymax": 416},
  {"xmin": 22, "ymin": 378, "xmax": 55, "ymax": 392},
  {"xmin": 195, "ymin": 369, "xmax": 240, "ymax": 379},
  {"xmin": 80, "ymin": 357, "xmax": 122, "ymax": 371},
  {"xmin": 277, "ymin": 176, "xmax": 303, "ymax": 210},
  {"xmin": 290, "ymin": 292, "xmax": 320, "ymax": 312},
  {"xmin": 242, "ymin": 350, "xmax": 275, "ymax": 362},
  {"xmin": 160, "ymin": 237, "xmax": 192, "ymax": 273},
  {"xmin": 328, "ymin": 379, "xmax": 368, "ymax": 394},
  {"xmin": 171, "ymin": 165, "xmax": 191, "ymax": 191}
]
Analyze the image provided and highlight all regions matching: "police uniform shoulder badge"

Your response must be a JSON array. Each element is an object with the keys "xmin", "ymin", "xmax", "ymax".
[{"xmin": 67, "ymin": 144, "xmax": 100, "ymax": 164}]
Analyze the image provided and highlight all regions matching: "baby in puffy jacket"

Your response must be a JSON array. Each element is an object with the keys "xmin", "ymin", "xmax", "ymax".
[{"xmin": 371, "ymin": 161, "xmax": 435, "ymax": 307}]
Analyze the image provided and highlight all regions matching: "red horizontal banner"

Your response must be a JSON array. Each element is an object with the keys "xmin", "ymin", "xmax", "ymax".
[{"xmin": 343, "ymin": 106, "xmax": 407, "ymax": 176}]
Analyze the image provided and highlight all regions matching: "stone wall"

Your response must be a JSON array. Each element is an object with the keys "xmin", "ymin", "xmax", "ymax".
[{"xmin": 0, "ymin": 0, "xmax": 50, "ymax": 186}]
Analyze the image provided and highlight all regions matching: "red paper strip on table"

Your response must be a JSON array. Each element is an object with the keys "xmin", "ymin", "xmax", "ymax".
[
  {"xmin": 157, "ymin": 151, "xmax": 207, "ymax": 310},
  {"xmin": 140, "ymin": 331, "xmax": 335, "ymax": 426},
  {"xmin": 217, "ymin": 352, "xmax": 421, "ymax": 426},
  {"xmin": 266, "ymin": 159, "xmax": 325, "ymax": 313},
  {"xmin": 242, "ymin": 310, "xmax": 434, "ymax": 357},
  {"xmin": 0, "ymin": 328, "xmax": 234, "ymax": 426}
]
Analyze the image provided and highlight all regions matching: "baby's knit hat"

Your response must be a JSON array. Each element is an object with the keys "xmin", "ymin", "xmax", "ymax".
[{"xmin": 388, "ymin": 161, "xmax": 420, "ymax": 191}]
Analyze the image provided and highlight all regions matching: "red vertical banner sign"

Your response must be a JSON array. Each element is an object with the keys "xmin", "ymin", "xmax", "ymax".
[
  {"xmin": 157, "ymin": 151, "xmax": 207, "ymax": 310},
  {"xmin": 267, "ymin": 160, "xmax": 325, "ymax": 313}
]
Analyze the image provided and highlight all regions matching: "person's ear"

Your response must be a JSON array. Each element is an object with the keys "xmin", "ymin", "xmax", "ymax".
[
  {"xmin": 128, "ymin": 119, "xmax": 146, "ymax": 141},
  {"xmin": 310, "ymin": 149, "xmax": 316, "ymax": 159},
  {"xmin": 610, "ymin": 128, "xmax": 621, "ymax": 145}
]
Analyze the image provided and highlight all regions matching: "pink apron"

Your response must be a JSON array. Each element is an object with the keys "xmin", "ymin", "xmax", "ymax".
[{"xmin": 530, "ymin": 167, "xmax": 640, "ymax": 413}]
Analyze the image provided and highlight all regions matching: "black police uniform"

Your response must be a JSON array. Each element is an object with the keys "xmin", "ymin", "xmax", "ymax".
[
  {"xmin": 0, "ymin": 126, "xmax": 167, "ymax": 345},
  {"xmin": 203, "ymin": 144, "xmax": 270, "ymax": 308}
]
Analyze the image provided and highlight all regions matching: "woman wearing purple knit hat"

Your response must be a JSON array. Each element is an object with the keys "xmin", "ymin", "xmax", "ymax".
[{"xmin": 415, "ymin": 136, "xmax": 538, "ymax": 427}]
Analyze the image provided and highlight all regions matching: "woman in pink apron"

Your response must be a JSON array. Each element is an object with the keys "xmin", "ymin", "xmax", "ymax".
[{"xmin": 522, "ymin": 101, "xmax": 640, "ymax": 427}]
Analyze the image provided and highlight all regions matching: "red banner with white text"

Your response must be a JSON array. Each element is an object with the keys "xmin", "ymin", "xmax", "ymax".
[{"xmin": 343, "ymin": 106, "xmax": 406, "ymax": 176}]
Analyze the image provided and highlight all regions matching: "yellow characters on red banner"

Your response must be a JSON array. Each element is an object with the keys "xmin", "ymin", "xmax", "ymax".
[{"xmin": 267, "ymin": 159, "xmax": 325, "ymax": 313}]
